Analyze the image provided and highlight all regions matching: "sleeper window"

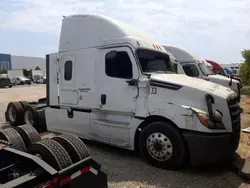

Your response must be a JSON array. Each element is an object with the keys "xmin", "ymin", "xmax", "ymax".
[
  {"xmin": 105, "ymin": 51, "xmax": 133, "ymax": 79},
  {"xmin": 64, "ymin": 61, "xmax": 72, "ymax": 81}
]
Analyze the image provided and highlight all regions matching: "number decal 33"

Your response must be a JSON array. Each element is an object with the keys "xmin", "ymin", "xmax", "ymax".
[{"xmin": 150, "ymin": 86, "xmax": 157, "ymax": 94}]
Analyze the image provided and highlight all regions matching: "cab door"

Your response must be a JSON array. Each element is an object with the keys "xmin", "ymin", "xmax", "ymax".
[
  {"xmin": 90, "ymin": 46, "xmax": 139, "ymax": 146},
  {"xmin": 58, "ymin": 53, "xmax": 79, "ymax": 106}
]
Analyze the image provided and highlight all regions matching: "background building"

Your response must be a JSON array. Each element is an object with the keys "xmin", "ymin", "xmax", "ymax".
[
  {"xmin": 0, "ymin": 53, "xmax": 45, "ymax": 71},
  {"xmin": 222, "ymin": 63, "xmax": 242, "ymax": 75},
  {"xmin": 0, "ymin": 54, "xmax": 12, "ymax": 71}
]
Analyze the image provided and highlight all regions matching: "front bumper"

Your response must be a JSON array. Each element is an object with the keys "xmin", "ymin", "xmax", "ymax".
[{"xmin": 183, "ymin": 131, "xmax": 240, "ymax": 166}]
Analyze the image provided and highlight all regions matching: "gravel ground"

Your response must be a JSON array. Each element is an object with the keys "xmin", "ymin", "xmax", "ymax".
[{"xmin": 0, "ymin": 85, "xmax": 249, "ymax": 188}]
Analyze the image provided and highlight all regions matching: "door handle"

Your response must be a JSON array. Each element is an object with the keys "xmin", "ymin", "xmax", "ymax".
[
  {"xmin": 101, "ymin": 94, "xmax": 106, "ymax": 105},
  {"xmin": 126, "ymin": 79, "xmax": 137, "ymax": 86}
]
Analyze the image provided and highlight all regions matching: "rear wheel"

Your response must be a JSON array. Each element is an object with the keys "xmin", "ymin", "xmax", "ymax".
[
  {"xmin": 24, "ymin": 105, "xmax": 39, "ymax": 132},
  {"xmin": 19, "ymin": 101, "xmax": 30, "ymax": 109},
  {"xmin": 139, "ymin": 121, "xmax": 186, "ymax": 170},
  {"xmin": 14, "ymin": 125, "xmax": 41, "ymax": 148},
  {"xmin": 52, "ymin": 134, "xmax": 89, "ymax": 163},
  {"xmin": 0, "ymin": 128, "xmax": 26, "ymax": 151},
  {"xmin": 28, "ymin": 139, "xmax": 73, "ymax": 170},
  {"xmin": 6, "ymin": 102, "xmax": 24, "ymax": 126}
]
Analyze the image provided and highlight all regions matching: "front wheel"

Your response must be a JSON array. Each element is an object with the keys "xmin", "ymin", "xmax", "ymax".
[{"xmin": 139, "ymin": 121, "xmax": 187, "ymax": 170}]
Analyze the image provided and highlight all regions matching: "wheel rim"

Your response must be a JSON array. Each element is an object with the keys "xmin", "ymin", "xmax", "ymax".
[
  {"xmin": 24, "ymin": 111, "xmax": 34, "ymax": 126},
  {"xmin": 146, "ymin": 132, "xmax": 173, "ymax": 161},
  {"xmin": 8, "ymin": 106, "xmax": 16, "ymax": 123}
]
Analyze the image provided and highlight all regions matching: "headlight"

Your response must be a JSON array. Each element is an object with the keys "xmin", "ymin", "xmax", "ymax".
[
  {"xmin": 213, "ymin": 110, "xmax": 223, "ymax": 122},
  {"xmin": 196, "ymin": 111, "xmax": 225, "ymax": 130}
]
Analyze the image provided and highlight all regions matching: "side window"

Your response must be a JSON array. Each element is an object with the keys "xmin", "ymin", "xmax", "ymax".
[
  {"xmin": 183, "ymin": 64, "xmax": 199, "ymax": 77},
  {"xmin": 105, "ymin": 51, "xmax": 133, "ymax": 79},
  {"xmin": 64, "ymin": 61, "xmax": 72, "ymax": 81}
]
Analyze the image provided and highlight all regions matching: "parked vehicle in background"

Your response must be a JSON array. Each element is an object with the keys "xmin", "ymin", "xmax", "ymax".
[
  {"xmin": 205, "ymin": 60, "xmax": 227, "ymax": 76},
  {"xmin": 0, "ymin": 74, "xmax": 12, "ymax": 88},
  {"xmin": 163, "ymin": 45, "xmax": 241, "ymax": 101},
  {"xmin": 8, "ymin": 69, "xmax": 24, "ymax": 79},
  {"xmin": 205, "ymin": 60, "xmax": 242, "ymax": 85},
  {"xmin": 11, "ymin": 76, "xmax": 31, "ymax": 85},
  {"xmin": 42, "ymin": 75, "xmax": 47, "ymax": 84},
  {"xmin": 166, "ymin": 50, "xmax": 186, "ymax": 74},
  {"xmin": 32, "ymin": 70, "xmax": 45, "ymax": 83}
]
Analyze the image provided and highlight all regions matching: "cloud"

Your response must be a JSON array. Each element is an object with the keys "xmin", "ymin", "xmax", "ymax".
[{"xmin": 0, "ymin": 0, "xmax": 249, "ymax": 63}]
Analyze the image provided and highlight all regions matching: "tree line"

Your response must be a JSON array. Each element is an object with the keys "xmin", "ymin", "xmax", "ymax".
[{"xmin": 239, "ymin": 50, "xmax": 250, "ymax": 85}]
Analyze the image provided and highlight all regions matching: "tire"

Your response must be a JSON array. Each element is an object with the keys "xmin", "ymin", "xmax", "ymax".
[
  {"xmin": 24, "ymin": 105, "xmax": 40, "ymax": 132},
  {"xmin": 14, "ymin": 125, "xmax": 41, "ymax": 148},
  {"xmin": 9, "ymin": 85, "xmax": 12, "ymax": 88},
  {"xmin": 19, "ymin": 101, "xmax": 30, "ymax": 109},
  {"xmin": 27, "ymin": 139, "xmax": 73, "ymax": 170},
  {"xmin": 52, "ymin": 134, "xmax": 89, "ymax": 163},
  {"xmin": 6, "ymin": 102, "xmax": 24, "ymax": 126},
  {"xmin": 0, "ymin": 128, "xmax": 26, "ymax": 151},
  {"xmin": 139, "ymin": 121, "xmax": 186, "ymax": 170}
]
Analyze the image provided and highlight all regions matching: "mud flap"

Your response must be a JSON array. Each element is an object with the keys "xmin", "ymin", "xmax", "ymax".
[
  {"xmin": 65, "ymin": 170, "xmax": 108, "ymax": 188},
  {"xmin": 57, "ymin": 157, "xmax": 108, "ymax": 188},
  {"xmin": 232, "ymin": 158, "xmax": 250, "ymax": 180}
]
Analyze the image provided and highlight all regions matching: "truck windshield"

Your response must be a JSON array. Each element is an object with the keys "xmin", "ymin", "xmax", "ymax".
[
  {"xmin": 136, "ymin": 49, "xmax": 175, "ymax": 74},
  {"xmin": 198, "ymin": 63, "xmax": 214, "ymax": 76}
]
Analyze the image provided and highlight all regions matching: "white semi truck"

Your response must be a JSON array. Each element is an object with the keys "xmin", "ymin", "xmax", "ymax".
[
  {"xmin": 163, "ymin": 45, "xmax": 241, "ymax": 101},
  {"xmin": 32, "ymin": 70, "xmax": 45, "ymax": 83},
  {"xmin": 5, "ymin": 14, "xmax": 241, "ymax": 170}
]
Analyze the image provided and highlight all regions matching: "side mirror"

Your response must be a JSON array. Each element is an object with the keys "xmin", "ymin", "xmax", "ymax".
[{"xmin": 126, "ymin": 79, "xmax": 138, "ymax": 86}]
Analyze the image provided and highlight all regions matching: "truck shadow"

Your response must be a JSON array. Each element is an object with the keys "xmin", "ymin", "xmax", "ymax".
[{"xmin": 82, "ymin": 139, "xmax": 247, "ymax": 188}]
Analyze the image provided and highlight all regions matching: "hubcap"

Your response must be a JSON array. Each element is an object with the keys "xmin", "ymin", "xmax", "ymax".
[
  {"xmin": 146, "ymin": 132, "xmax": 173, "ymax": 161},
  {"xmin": 24, "ymin": 111, "xmax": 34, "ymax": 126},
  {"xmin": 8, "ymin": 106, "xmax": 16, "ymax": 123}
]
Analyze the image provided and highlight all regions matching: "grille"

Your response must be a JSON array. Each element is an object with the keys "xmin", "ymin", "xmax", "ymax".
[{"xmin": 227, "ymin": 95, "xmax": 241, "ymax": 150}]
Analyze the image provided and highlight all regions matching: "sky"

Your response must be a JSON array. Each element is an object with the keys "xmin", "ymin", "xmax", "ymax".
[{"xmin": 0, "ymin": 0, "xmax": 249, "ymax": 64}]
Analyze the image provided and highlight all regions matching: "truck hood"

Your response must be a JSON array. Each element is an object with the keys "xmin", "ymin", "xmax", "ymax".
[
  {"xmin": 150, "ymin": 74, "xmax": 234, "ymax": 99},
  {"xmin": 208, "ymin": 74, "xmax": 238, "ymax": 83},
  {"xmin": 207, "ymin": 74, "xmax": 239, "ymax": 94}
]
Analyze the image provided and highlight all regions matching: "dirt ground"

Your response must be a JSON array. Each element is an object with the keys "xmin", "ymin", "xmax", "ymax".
[
  {"xmin": 0, "ymin": 85, "xmax": 250, "ymax": 188},
  {"xmin": 236, "ymin": 95, "xmax": 250, "ymax": 161}
]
